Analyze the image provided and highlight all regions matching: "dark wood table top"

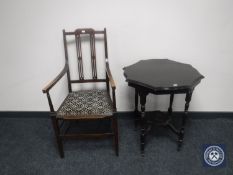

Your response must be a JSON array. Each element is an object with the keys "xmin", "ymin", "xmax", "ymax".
[{"xmin": 123, "ymin": 59, "xmax": 204, "ymax": 91}]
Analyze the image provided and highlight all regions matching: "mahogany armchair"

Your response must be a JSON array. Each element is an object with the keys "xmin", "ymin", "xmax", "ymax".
[{"xmin": 42, "ymin": 28, "xmax": 118, "ymax": 158}]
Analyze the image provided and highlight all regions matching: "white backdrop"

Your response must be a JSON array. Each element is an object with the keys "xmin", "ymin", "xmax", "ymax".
[{"xmin": 0, "ymin": 0, "xmax": 233, "ymax": 112}]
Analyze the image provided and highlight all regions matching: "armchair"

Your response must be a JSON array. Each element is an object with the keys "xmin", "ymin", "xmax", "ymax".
[{"xmin": 42, "ymin": 28, "xmax": 118, "ymax": 158}]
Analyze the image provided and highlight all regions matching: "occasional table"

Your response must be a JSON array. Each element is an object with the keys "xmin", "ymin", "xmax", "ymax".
[{"xmin": 123, "ymin": 59, "xmax": 204, "ymax": 155}]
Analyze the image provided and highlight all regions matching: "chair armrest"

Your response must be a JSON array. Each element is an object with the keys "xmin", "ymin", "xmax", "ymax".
[
  {"xmin": 42, "ymin": 64, "xmax": 68, "ymax": 93},
  {"xmin": 106, "ymin": 62, "xmax": 116, "ymax": 89}
]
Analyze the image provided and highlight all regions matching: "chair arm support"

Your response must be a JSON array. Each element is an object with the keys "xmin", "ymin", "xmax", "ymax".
[
  {"xmin": 42, "ymin": 64, "xmax": 68, "ymax": 93},
  {"xmin": 105, "ymin": 62, "xmax": 116, "ymax": 111},
  {"xmin": 111, "ymin": 88, "xmax": 116, "ymax": 112},
  {"xmin": 106, "ymin": 63, "xmax": 116, "ymax": 89}
]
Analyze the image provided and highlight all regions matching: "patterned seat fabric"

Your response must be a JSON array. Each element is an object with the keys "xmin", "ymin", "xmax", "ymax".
[{"xmin": 57, "ymin": 90, "xmax": 113, "ymax": 118}]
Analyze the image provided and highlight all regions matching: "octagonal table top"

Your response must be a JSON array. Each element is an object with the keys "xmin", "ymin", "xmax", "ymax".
[{"xmin": 123, "ymin": 59, "xmax": 204, "ymax": 91}]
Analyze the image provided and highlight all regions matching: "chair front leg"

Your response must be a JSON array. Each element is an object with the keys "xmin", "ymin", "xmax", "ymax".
[
  {"xmin": 51, "ymin": 113, "xmax": 64, "ymax": 158},
  {"xmin": 112, "ymin": 115, "xmax": 119, "ymax": 156},
  {"xmin": 111, "ymin": 87, "xmax": 118, "ymax": 155},
  {"xmin": 45, "ymin": 92, "xmax": 64, "ymax": 158}
]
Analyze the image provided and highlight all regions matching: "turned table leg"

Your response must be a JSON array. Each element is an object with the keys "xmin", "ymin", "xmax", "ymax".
[
  {"xmin": 168, "ymin": 93, "xmax": 174, "ymax": 118},
  {"xmin": 139, "ymin": 91, "xmax": 148, "ymax": 155},
  {"xmin": 134, "ymin": 89, "xmax": 139, "ymax": 128},
  {"xmin": 177, "ymin": 90, "xmax": 193, "ymax": 151}
]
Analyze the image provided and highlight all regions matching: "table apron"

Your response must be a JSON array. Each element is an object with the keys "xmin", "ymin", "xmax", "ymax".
[{"xmin": 128, "ymin": 83, "xmax": 193, "ymax": 95}]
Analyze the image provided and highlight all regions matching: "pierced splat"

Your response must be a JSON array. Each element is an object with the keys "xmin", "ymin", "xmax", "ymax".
[
  {"xmin": 75, "ymin": 34, "xmax": 84, "ymax": 80},
  {"xmin": 90, "ymin": 33, "xmax": 97, "ymax": 79},
  {"xmin": 73, "ymin": 28, "xmax": 98, "ymax": 80},
  {"xmin": 63, "ymin": 28, "xmax": 109, "ymax": 91}
]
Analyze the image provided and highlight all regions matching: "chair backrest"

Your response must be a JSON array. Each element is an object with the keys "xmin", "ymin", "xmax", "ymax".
[{"xmin": 63, "ymin": 28, "xmax": 109, "ymax": 92}]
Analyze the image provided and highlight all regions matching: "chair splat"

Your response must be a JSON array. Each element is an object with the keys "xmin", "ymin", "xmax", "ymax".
[
  {"xmin": 75, "ymin": 34, "xmax": 84, "ymax": 80},
  {"xmin": 90, "ymin": 33, "xmax": 97, "ymax": 79}
]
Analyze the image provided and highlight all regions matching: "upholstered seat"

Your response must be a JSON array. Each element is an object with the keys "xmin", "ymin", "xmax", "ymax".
[{"xmin": 57, "ymin": 90, "xmax": 113, "ymax": 118}]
